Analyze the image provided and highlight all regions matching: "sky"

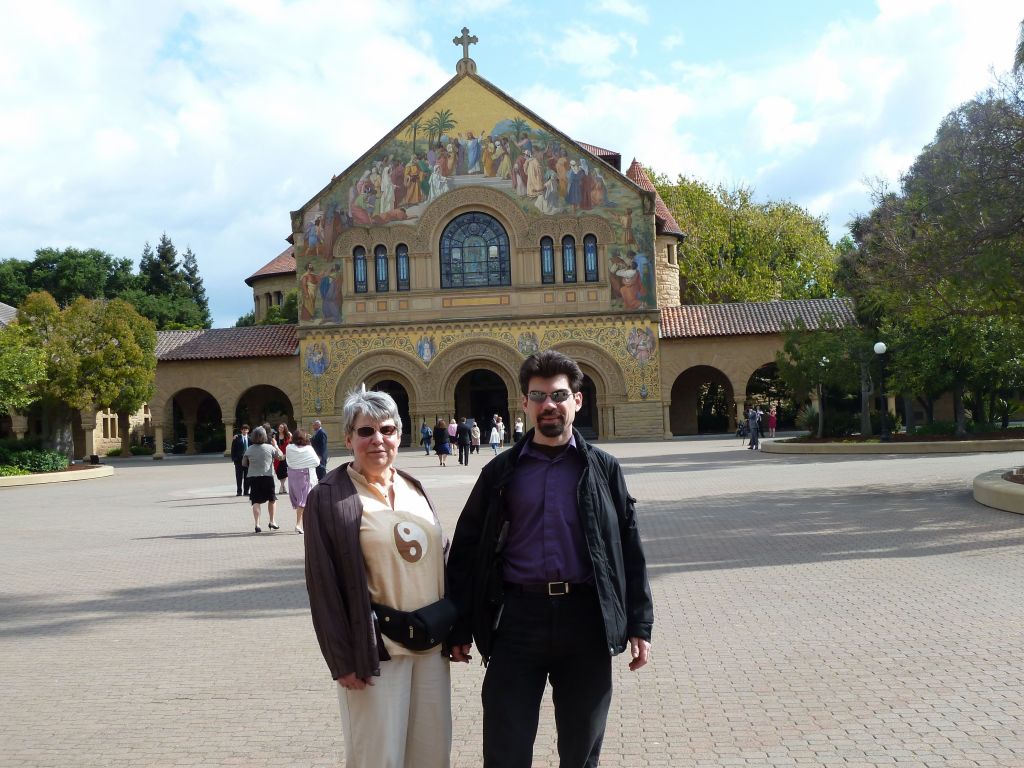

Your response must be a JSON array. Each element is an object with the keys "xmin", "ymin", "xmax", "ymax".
[{"xmin": 1, "ymin": 0, "xmax": 1020, "ymax": 327}]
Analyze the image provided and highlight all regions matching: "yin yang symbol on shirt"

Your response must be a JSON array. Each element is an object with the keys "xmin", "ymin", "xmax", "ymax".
[{"xmin": 393, "ymin": 521, "xmax": 428, "ymax": 563}]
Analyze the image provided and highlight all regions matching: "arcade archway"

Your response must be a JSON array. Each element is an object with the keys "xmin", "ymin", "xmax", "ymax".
[
  {"xmin": 234, "ymin": 385, "xmax": 295, "ymax": 432},
  {"xmin": 453, "ymin": 369, "xmax": 509, "ymax": 436},
  {"xmin": 168, "ymin": 387, "xmax": 224, "ymax": 454},
  {"xmin": 745, "ymin": 362, "xmax": 794, "ymax": 428},
  {"xmin": 669, "ymin": 366, "xmax": 734, "ymax": 435},
  {"xmin": 371, "ymin": 379, "xmax": 412, "ymax": 447}
]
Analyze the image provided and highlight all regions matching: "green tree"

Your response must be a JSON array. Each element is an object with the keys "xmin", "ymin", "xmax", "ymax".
[
  {"xmin": 1015, "ymin": 17, "xmax": 1024, "ymax": 74},
  {"xmin": 181, "ymin": 247, "xmax": 212, "ymax": 327},
  {"xmin": 509, "ymin": 116, "xmax": 529, "ymax": 138},
  {"xmin": 653, "ymin": 173, "xmax": 837, "ymax": 303},
  {"xmin": 235, "ymin": 310, "xmax": 256, "ymax": 327},
  {"xmin": 0, "ymin": 258, "xmax": 33, "ymax": 307},
  {"xmin": 0, "ymin": 324, "xmax": 46, "ymax": 416},
  {"xmin": 405, "ymin": 119, "xmax": 422, "ymax": 154},
  {"xmin": 0, "ymin": 248, "xmax": 135, "ymax": 307}
]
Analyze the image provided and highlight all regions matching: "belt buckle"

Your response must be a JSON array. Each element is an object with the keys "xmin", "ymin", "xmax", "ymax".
[{"xmin": 547, "ymin": 581, "xmax": 569, "ymax": 596}]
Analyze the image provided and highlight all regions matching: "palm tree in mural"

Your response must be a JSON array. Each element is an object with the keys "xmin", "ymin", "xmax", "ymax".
[
  {"xmin": 425, "ymin": 115, "xmax": 441, "ymax": 148},
  {"xmin": 405, "ymin": 119, "xmax": 422, "ymax": 155},
  {"xmin": 509, "ymin": 116, "xmax": 530, "ymax": 140},
  {"xmin": 1015, "ymin": 17, "xmax": 1024, "ymax": 74},
  {"xmin": 431, "ymin": 108, "xmax": 458, "ymax": 144}
]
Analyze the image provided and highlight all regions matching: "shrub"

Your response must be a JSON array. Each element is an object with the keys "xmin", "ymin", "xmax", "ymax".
[
  {"xmin": 129, "ymin": 445, "xmax": 154, "ymax": 456},
  {"xmin": 106, "ymin": 448, "xmax": 123, "ymax": 457},
  {"xmin": 0, "ymin": 465, "xmax": 30, "ymax": 477},
  {"xmin": 10, "ymin": 449, "xmax": 69, "ymax": 473},
  {"xmin": 795, "ymin": 406, "xmax": 858, "ymax": 437},
  {"xmin": 869, "ymin": 410, "xmax": 904, "ymax": 435}
]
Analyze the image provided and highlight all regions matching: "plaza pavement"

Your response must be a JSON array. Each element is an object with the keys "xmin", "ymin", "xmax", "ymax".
[{"xmin": 2, "ymin": 437, "xmax": 1024, "ymax": 768}]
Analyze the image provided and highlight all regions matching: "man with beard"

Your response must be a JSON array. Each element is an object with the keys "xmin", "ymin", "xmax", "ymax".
[{"xmin": 447, "ymin": 350, "xmax": 654, "ymax": 768}]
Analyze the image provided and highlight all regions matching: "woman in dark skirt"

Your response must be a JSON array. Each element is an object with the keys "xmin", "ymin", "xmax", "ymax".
[
  {"xmin": 242, "ymin": 426, "xmax": 284, "ymax": 533},
  {"xmin": 433, "ymin": 418, "xmax": 450, "ymax": 467}
]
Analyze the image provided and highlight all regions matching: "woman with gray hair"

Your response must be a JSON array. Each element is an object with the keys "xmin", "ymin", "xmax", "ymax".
[
  {"xmin": 241, "ymin": 426, "xmax": 284, "ymax": 533},
  {"xmin": 304, "ymin": 390, "xmax": 453, "ymax": 768}
]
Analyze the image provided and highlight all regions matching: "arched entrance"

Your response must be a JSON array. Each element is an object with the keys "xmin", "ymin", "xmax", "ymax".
[
  {"xmin": 669, "ymin": 366, "xmax": 734, "ymax": 435},
  {"xmin": 746, "ymin": 362, "xmax": 794, "ymax": 428},
  {"xmin": 235, "ymin": 385, "xmax": 295, "ymax": 432},
  {"xmin": 576, "ymin": 374, "xmax": 598, "ymax": 440},
  {"xmin": 169, "ymin": 387, "xmax": 224, "ymax": 454},
  {"xmin": 371, "ymin": 379, "xmax": 412, "ymax": 447},
  {"xmin": 454, "ymin": 369, "xmax": 509, "ymax": 435}
]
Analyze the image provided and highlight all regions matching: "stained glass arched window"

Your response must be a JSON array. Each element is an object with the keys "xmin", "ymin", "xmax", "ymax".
[
  {"xmin": 396, "ymin": 244, "xmax": 410, "ymax": 291},
  {"xmin": 583, "ymin": 234, "xmax": 599, "ymax": 282},
  {"xmin": 540, "ymin": 237, "xmax": 555, "ymax": 284},
  {"xmin": 353, "ymin": 246, "xmax": 367, "ymax": 293},
  {"xmin": 374, "ymin": 245, "xmax": 389, "ymax": 292},
  {"xmin": 440, "ymin": 212, "xmax": 510, "ymax": 289},
  {"xmin": 562, "ymin": 235, "xmax": 577, "ymax": 283}
]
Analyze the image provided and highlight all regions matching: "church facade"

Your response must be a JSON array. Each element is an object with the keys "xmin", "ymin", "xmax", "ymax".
[{"xmin": 144, "ymin": 51, "xmax": 855, "ymax": 459}]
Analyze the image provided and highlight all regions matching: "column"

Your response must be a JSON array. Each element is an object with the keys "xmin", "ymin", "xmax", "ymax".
[
  {"xmin": 662, "ymin": 403, "xmax": 672, "ymax": 439},
  {"xmin": 11, "ymin": 411, "xmax": 28, "ymax": 440},
  {"xmin": 79, "ymin": 407, "xmax": 98, "ymax": 462},
  {"xmin": 184, "ymin": 420, "xmax": 198, "ymax": 455},
  {"xmin": 153, "ymin": 424, "xmax": 165, "ymax": 460},
  {"xmin": 223, "ymin": 421, "xmax": 234, "ymax": 457},
  {"xmin": 733, "ymin": 395, "xmax": 746, "ymax": 430}
]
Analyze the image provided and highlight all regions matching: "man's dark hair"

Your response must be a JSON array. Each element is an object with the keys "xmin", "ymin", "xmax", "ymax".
[
  {"xmin": 240, "ymin": 424, "xmax": 250, "ymax": 431},
  {"xmin": 519, "ymin": 350, "xmax": 583, "ymax": 394}
]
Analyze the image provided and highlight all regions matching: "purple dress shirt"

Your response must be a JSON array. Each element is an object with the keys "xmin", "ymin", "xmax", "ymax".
[{"xmin": 503, "ymin": 438, "xmax": 591, "ymax": 584}]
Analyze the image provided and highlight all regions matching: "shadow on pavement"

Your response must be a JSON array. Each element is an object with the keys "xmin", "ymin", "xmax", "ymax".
[
  {"xmin": 0, "ymin": 562, "xmax": 308, "ymax": 638},
  {"xmin": 639, "ymin": 484, "xmax": 1024, "ymax": 576}
]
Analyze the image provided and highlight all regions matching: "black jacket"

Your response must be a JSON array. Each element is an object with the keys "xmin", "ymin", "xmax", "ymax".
[
  {"xmin": 311, "ymin": 428, "xmax": 328, "ymax": 468},
  {"xmin": 230, "ymin": 434, "xmax": 247, "ymax": 463},
  {"xmin": 456, "ymin": 422, "xmax": 473, "ymax": 446},
  {"xmin": 447, "ymin": 428, "xmax": 653, "ymax": 662}
]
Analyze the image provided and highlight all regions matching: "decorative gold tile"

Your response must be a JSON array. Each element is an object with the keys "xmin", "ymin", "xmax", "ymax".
[
  {"xmin": 544, "ymin": 293, "xmax": 555, "ymax": 303},
  {"xmin": 355, "ymin": 302, "xmax": 366, "ymax": 313},
  {"xmin": 566, "ymin": 292, "xmax": 576, "ymax": 302},
  {"xmin": 587, "ymin": 290, "xmax": 598, "ymax": 301},
  {"xmin": 377, "ymin": 301, "xmax": 388, "ymax": 312}
]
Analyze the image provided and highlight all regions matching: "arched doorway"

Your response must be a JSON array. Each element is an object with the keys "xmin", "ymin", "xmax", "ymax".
[
  {"xmin": 746, "ymin": 363, "xmax": 795, "ymax": 428},
  {"xmin": 576, "ymin": 374, "xmax": 598, "ymax": 440},
  {"xmin": 235, "ymin": 385, "xmax": 295, "ymax": 432},
  {"xmin": 669, "ymin": 366, "xmax": 734, "ymax": 435},
  {"xmin": 453, "ymin": 369, "xmax": 509, "ymax": 435},
  {"xmin": 371, "ymin": 379, "xmax": 412, "ymax": 447},
  {"xmin": 169, "ymin": 387, "xmax": 224, "ymax": 453}
]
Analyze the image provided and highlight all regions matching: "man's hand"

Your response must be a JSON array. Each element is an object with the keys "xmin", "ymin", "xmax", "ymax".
[
  {"xmin": 449, "ymin": 643, "xmax": 473, "ymax": 663},
  {"xmin": 336, "ymin": 672, "xmax": 373, "ymax": 691},
  {"xmin": 627, "ymin": 637, "xmax": 650, "ymax": 671}
]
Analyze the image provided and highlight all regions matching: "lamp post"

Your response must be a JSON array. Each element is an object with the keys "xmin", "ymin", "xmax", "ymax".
[{"xmin": 873, "ymin": 341, "xmax": 891, "ymax": 442}]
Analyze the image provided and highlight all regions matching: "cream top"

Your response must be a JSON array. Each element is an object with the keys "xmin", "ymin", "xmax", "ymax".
[{"xmin": 347, "ymin": 465, "xmax": 445, "ymax": 657}]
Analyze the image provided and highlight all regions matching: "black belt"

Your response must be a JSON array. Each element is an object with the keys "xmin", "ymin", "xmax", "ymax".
[{"xmin": 504, "ymin": 581, "xmax": 590, "ymax": 597}]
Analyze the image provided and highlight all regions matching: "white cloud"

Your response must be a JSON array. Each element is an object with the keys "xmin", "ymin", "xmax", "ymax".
[
  {"xmin": 537, "ymin": 26, "xmax": 639, "ymax": 79},
  {"xmin": 662, "ymin": 32, "xmax": 684, "ymax": 51},
  {"xmin": 594, "ymin": 0, "xmax": 649, "ymax": 24},
  {"xmin": 749, "ymin": 96, "xmax": 819, "ymax": 153}
]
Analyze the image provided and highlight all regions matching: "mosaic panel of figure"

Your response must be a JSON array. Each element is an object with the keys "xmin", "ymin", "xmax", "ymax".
[{"xmin": 292, "ymin": 77, "xmax": 658, "ymax": 323}]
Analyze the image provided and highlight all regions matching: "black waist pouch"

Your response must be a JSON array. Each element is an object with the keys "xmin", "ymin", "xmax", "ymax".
[{"xmin": 372, "ymin": 598, "xmax": 458, "ymax": 651}]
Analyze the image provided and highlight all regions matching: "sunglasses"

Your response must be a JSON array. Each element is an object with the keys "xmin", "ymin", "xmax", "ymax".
[
  {"xmin": 354, "ymin": 425, "xmax": 399, "ymax": 438},
  {"xmin": 527, "ymin": 389, "xmax": 574, "ymax": 403}
]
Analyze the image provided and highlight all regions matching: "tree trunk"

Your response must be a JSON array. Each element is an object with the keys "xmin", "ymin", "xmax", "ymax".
[
  {"xmin": 816, "ymin": 383, "xmax": 825, "ymax": 439},
  {"xmin": 903, "ymin": 394, "xmax": 915, "ymax": 434},
  {"xmin": 971, "ymin": 390, "xmax": 986, "ymax": 426},
  {"xmin": 953, "ymin": 382, "xmax": 967, "ymax": 437},
  {"xmin": 859, "ymin": 361, "xmax": 872, "ymax": 436},
  {"xmin": 916, "ymin": 396, "xmax": 934, "ymax": 424}
]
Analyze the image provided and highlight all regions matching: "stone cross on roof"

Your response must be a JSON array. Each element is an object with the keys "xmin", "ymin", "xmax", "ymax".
[{"xmin": 453, "ymin": 27, "xmax": 478, "ymax": 74}]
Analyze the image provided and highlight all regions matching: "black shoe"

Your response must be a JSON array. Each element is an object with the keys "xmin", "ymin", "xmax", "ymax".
[
  {"xmin": 268, "ymin": 522, "xmax": 280, "ymax": 530},
  {"xmin": 255, "ymin": 526, "xmax": 261, "ymax": 534},
  {"xmin": 236, "ymin": 491, "xmax": 242, "ymax": 496}
]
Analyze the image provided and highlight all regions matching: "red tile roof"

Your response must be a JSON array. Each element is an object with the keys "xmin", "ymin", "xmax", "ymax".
[
  {"xmin": 576, "ymin": 141, "xmax": 622, "ymax": 170},
  {"xmin": 660, "ymin": 298, "xmax": 857, "ymax": 339},
  {"xmin": 245, "ymin": 246, "xmax": 296, "ymax": 286},
  {"xmin": 156, "ymin": 325, "xmax": 298, "ymax": 361},
  {"xmin": 626, "ymin": 159, "xmax": 684, "ymax": 238}
]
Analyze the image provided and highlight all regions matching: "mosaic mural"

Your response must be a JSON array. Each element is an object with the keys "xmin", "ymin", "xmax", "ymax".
[
  {"xmin": 292, "ymin": 76, "xmax": 658, "ymax": 323},
  {"xmin": 299, "ymin": 316, "xmax": 660, "ymax": 417}
]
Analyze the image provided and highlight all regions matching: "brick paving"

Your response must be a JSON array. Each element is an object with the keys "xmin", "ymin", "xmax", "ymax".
[{"xmin": 2, "ymin": 438, "xmax": 1023, "ymax": 767}]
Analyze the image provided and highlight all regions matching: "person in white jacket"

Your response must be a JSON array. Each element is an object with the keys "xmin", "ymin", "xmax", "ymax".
[{"xmin": 285, "ymin": 429, "xmax": 321, "ymax": 533}]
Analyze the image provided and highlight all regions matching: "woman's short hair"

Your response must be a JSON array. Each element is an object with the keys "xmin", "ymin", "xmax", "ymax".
[
  {"xmin": 343, "ymin": 390, "xmax": 402, "ymax": 437},
  {"xmin": 250, "ymin": 426, "xmax": 268, "ymax": 445},
  {"xmin": 436, "ymin": 418, "xmax": 447, "ymax": 430},
  {"xmin": 291, "ymin": 429, "xmax": 310, "ymax": 446}
]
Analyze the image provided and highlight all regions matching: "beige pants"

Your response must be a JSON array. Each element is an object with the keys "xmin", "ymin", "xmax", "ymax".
[{"xmin": 336, "ymin": 652, "xmax": 452, "ymax": 768}]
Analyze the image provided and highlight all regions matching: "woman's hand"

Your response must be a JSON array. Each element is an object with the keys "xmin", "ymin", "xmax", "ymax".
[{"xmin": 336, "ymin": 672, "xmax": 373, "ymax": 691}]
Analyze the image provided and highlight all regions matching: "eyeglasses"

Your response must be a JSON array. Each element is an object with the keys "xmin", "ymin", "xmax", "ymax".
[
  {"xmin": 354, "ymin": 425, "xmax": 399, "ymax": 438},
  {"xmin": 527, "ymin": 389, "xmax": 574, "ymax": 403}
]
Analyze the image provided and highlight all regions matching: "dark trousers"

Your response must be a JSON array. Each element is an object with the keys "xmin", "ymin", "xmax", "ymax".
[
  {"xmin": 315, "ymin": 465, "xmax": 326, "ymax": 481},
  {"xmin": 458, "ymin": 443, "xmax": 470, "ymax": 465},
  {"xmin": 482, "ymin": 587, "xmax": 611, "ymax": 768},
  {"xmin": 233, "ymin": 461, "xmax": 249, "ymax": 495}
]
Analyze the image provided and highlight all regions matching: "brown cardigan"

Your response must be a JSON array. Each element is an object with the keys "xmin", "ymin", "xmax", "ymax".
[{"xmin": 303, "ymin": 461, "xmax": 442, "ymax": 681}]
